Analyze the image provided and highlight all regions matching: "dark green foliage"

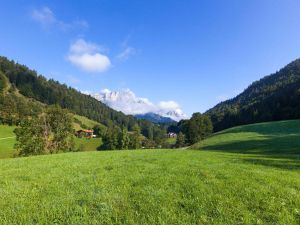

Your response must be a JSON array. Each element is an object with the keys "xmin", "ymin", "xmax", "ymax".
[
  {"xmin": 102, "ymin": 125, "xmax": 142, "ymax": 150},
  {"xmin": 207, "ymin": 59, "xmax": 300, "ymax": 131},
  {"xmin": 15, "ymin": 107, "xmax": 75, "ymax": 156},
  {"xmin": 175, "ymin": 132, "xmax": 186, "ymax": 148},
  {"xmin": 0, "ymin": 72, "xmax": 7, "ymax": 93},
  {"xmin": 93, "ymin": 124, "xmax": 106, "ymax": 137},
  {"xmin": 180, "ymin": 113, "xmax": 213, "ymax": 145},
  {"xmin": 101, "ymin": 126, "xmax": 120, "ymax": 150},
  {"xmin": 129, "ymin": 124, "xmax": 142, "ymax": 149},
  {"xmin": 118, "ymin": 128, "xmax": 130, "ymax": 150}
]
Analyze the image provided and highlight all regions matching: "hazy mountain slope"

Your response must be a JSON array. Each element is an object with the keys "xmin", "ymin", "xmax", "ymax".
[
  {"xmin": 135, "ymin": 112, "xmax": 176, "ymax": 124},
  {"xmin": 206, "ymin": 58, "xmax": 300, "ymax": 131}
]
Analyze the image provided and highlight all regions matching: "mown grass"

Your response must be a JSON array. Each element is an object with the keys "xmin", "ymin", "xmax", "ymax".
[
  {"xmin": 0, "ymin": 120, "xmax": 299, "ymax": 224},
  {"xmin": 0, "ymin": 150, "xmax": 299, "ymax": 224}
]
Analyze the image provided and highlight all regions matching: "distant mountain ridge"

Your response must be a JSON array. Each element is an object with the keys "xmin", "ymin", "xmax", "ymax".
[
  {"xmin": 89, "ymin": 89, "xmax": 187, "ymax": 122},
  {"xmin": 135, "ymin": 112, "xmax": 176, "ymax": 124},
  {"xmin": 206, "ymin": 58, "xmax": 300, "ymax": 131}
]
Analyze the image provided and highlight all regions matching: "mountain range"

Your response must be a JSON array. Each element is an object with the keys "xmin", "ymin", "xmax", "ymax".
[{"xmin": 88, "ymin": 89, "xmax": 187, "ymax": 122}]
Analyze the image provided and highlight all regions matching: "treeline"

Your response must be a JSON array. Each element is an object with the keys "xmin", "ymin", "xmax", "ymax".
[
  {"xmin": 206, "ymin": 58, "xmax": 300, "ymax": 131},
  {"xmin": 169, "ymin": 113, "xmax": 213, "ymax": 147}
]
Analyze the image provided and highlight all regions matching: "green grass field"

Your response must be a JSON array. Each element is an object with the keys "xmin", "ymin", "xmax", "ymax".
[
  {"xmin": 74, "ymin": 137, "xmax": 102, "ymax": 151},
  {"xmin": 0, "ymin": 120, "xmax": 299, "ymax": 224},
  {"xmin": 0, "ymin": 125, "xmax": 16, "ymax": 158}
]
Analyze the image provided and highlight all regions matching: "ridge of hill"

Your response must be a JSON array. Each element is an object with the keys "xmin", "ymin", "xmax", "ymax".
[
  {"xmin": 206, "ymin": 59, "xmax": 300, "ymax": 131},
  {"xmin": 0, "ymin": 56, "xmax": 137, "ymax": 130}
]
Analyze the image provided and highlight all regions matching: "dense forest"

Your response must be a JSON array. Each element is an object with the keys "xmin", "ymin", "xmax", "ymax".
[{"xmin": 206, "ymin": 59, "xmax": 300, "ymax": 131}]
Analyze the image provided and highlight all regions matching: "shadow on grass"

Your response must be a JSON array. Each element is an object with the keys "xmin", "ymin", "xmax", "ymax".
[
  {"xmin": 238, "ymin": 156, "xmax": 300, "ymax": 170},
  {"xmin": 201, "ymin": 134, "xmax": 300, "ymax": 170}
]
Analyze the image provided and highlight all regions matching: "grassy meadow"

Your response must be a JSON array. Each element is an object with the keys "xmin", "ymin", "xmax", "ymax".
[
  {"xmin": 0, "ymin": 125, "xmax": 16, "ymax": 158},
  {"xmin": 0, "ymin": 120, "xmax": 299, "ymax": 224}
]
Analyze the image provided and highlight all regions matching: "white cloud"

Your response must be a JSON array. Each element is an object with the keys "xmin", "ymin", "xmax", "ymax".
[
  {"xmin": 158, "ymin": 101, "xmax": 180, "ymax": 110},
  {"xmin": 117, "ymin": 47, "xmax": 136, "ymax": 61},
  {"xmin": 31, "ymin": 7, "xmax": 88, "ymax": 31},
  {"xmin": 31, "ymin": 7, "xmax": 56, "ymax": 26},
  {"xmin": 67, "ymin": 39, "xmax": 111, "ymax": 73},
  {"xmin": 116, "ymin": 35, "xmax": 136, "ymax": 61},
  {"xmin": 86, "ymin": 88, "xmax": 187, "ymax": 121}
]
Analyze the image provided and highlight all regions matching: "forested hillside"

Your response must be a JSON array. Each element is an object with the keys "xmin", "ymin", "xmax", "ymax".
[
  {"xmin": 206, "ymin": 59, "xmax": 300, "ymax": 131},
  {"xmin": 0, "ymin": 56, "xmax": 137, "ymax": 130},
  {"xmin": 0, "ymin": 56, "xmax": 171, "ymax": 149}
]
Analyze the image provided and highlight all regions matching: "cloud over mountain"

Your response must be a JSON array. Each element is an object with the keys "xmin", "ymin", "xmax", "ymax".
[{"xmin": 84, "ymin": 89, "xmax": 187, "ymax": 121}]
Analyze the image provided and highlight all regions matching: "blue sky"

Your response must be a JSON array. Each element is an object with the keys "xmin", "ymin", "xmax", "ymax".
[{"xmin": 1, "ymin": 0, "xmax": 300, "ymax": 117}]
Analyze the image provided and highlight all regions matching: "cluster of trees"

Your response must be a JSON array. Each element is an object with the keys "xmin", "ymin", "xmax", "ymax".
[
  {"xmin": 15, "ymin": 107, "xmax": 75, "ymax": 156},
  {"xmin": 101, "ymin": 125, "xmax": 142, "ymax": 150},
  {"xmin": 207, "ymin": 59, "xmax": 300, "ymax": 131},
  {"xmin": 174, "ymin": 113, "xmax": 213, "ymax": 147}
]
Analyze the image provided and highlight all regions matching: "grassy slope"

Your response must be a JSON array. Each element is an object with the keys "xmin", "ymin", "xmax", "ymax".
[
  {"xmin": 73, "ymin": 114, "xmax": 106, "ymax": 130},
  {"xmin": 191, "ymin": 119, "xmax": 300, "ymax": 156},
  {"xmin": 0, "ymin": 125, "xmax": 16, "ymax": 158},
  {"xmin": 0, "ymin": 120, "xmax": 299, "ymax": 224}
]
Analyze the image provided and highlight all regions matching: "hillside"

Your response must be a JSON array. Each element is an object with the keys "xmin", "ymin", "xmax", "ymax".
[
  {"xmin": 0, "ymin": 56, "xmax": 137, "ymax": 130},
  {"xmin": 206, "ymin": 59, "xmax": 300, "ymax": 131},
  {"xmin": 191, "ymin": 119, "xmax": 300, "ymax": 156}
]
